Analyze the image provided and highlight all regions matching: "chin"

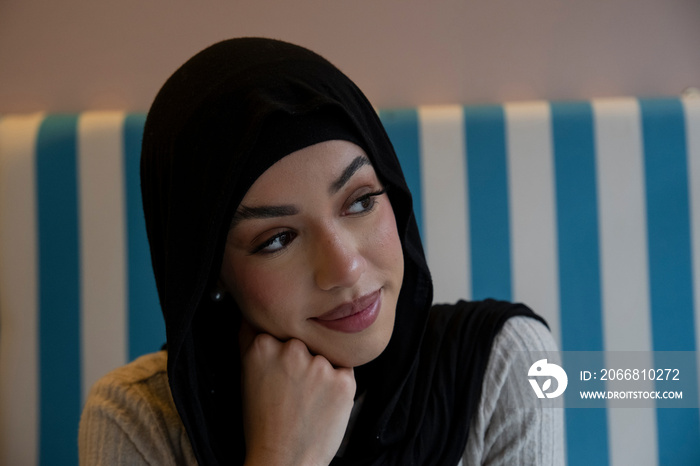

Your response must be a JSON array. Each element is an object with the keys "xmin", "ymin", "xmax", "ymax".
[{"xmin": 319, "ymin": 318, "xmax": 396, "ymax": 368}]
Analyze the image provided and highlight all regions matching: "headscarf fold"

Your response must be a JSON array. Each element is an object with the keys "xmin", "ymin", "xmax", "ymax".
[{"xmin": 141, "ymin": 37, "xmax": 545, "ymax": 465}]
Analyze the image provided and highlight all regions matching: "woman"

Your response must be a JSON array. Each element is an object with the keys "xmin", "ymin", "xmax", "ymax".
[{"xmin": 79, "ymin": 38, "xmax": 562, "ymax": 465}]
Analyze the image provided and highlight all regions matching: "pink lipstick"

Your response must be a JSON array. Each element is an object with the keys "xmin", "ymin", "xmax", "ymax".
[{"xmin": 312, "ymin": 289, "xmax": 382, "ymax": 333}]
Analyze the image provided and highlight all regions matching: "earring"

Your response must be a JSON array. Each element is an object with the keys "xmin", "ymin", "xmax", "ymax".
[{"xmin": 210, "ymin": 289, "xmax": 224, "ymax": 302}]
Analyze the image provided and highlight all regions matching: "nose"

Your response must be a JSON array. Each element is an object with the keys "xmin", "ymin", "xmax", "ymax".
[{"xmin": 313, "ymin": 225, "xmax": 365, "ymax": 291}]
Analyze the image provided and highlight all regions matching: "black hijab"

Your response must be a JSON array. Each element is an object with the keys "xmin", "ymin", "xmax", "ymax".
[{"xmin": 141, "ymin": 37, "xmax": 545, "ymax": 465}]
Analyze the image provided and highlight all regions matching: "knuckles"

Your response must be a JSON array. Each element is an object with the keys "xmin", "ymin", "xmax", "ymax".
[
  {"xmin": 334, "ymin": 368, "xmax": 357, "ymax": 399},
  {"xmin": 246, "ymin": 335, "xmax": 314, "ymax": 368},
  {"xmin": 284, "ymin": 338, "xmax": 309, "ymax": 356},
  {"xmin": 244, "ymin": 334, "xmax": 356, "ymax": 399},
  {"xmin": 245, "ymin": 333, "xmax": 280, "ymax": 359}
]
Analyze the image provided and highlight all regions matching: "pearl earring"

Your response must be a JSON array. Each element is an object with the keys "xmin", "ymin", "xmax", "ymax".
[{"xmin": 210, "ymin": 289, "xmax": 224, "ymax": 302}]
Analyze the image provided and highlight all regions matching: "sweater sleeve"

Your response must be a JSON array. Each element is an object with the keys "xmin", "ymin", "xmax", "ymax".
[
  {"xmin": 78, "ymin": 351, "xmax": 197, "ymax": 466},
  {"xmin": 462, "ymin": 316, "xmax": 565, "ymax": 466}
]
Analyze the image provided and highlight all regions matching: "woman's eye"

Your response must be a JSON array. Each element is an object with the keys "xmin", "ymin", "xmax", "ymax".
[
  {"xmin": 346, "ymin": 189, "xmax": 386, "ymax": 215},
  {"xmin": 253, "ymin": 231, "xmax": 296, "ymax": 254}
]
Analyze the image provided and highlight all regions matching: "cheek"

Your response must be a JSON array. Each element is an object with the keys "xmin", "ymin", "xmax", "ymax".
[
  {"xmin": 369, "ymin": 201, "xmax": 404, "ymax": 278},
  {"xmin": 223, "ymin": 255, "xmax": 295, "ymax": 331}
]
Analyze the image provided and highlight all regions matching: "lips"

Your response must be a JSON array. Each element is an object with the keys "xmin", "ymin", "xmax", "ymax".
[{"xmin": 311, "ymin": 289, "xmax": 382, "ymax": 333}]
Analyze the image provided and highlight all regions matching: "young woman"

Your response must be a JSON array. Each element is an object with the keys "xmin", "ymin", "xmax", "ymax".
[{"xmin": 79, "ymin": 38, "xmax": 563, "ymax": 465}]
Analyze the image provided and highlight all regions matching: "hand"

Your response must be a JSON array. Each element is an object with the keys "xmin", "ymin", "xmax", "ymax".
[{"xmin": 240, "ymin": 321, "xmax": 356, "ymax": 466}]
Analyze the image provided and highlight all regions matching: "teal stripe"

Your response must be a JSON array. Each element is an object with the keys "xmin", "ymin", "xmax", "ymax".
[
  {"xmin": 36, "ymin": 115, "xmax": 81, "ymax": 466},
  {"xmin": 464, "ymin": 105, "xmax": 511, "ymax": 301},
  {"xmin": 379, "ymin": 109, "xmax": 423, "ymax": 237},
  {"xmin": 551, "ymin": 102, "xmax": 605, "ymax": 352},
  {"xmin": 641, "ymin": 98, "xmax": 697, "ymax": 351},
  {"xmin": 551, "ymin": 102, "xmax": 609, "ymax": 466},
  {"xmin": 124, "ymin": 114, "xmax": 165, "ymax": 360},
  {"xmin": 640, "ymin": 98, "xmax": 700, "ymax": 465}
]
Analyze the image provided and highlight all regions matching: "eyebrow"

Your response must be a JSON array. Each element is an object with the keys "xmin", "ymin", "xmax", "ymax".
[
  {"xmin": 329, "ymin": 156, "xmax": 371, "ymax": 194},
  {"xmin": 230, "ymin": 204, "xmax": 299, "ymax": 228},
  {"xmin": 231, "ymin": 155, "xmax": 371, "ymax": 228}
]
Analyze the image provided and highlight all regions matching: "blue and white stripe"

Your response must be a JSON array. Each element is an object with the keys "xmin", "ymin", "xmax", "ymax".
[
  {"xmin": 0, "ymin": 112, "xmax": 164, "ymax": 466},
  {"xmin": 593, "ymin": 98, "xmax": 657, "ymax": 466},
  {"xmin": 2, "ymin": 99, "xmax": 700, "ymax": 465}
]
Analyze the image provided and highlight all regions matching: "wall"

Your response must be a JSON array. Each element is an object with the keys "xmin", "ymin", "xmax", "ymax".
[{"xmin": 1, "ymin": 0, "xmax": 699, "ymax": 113}]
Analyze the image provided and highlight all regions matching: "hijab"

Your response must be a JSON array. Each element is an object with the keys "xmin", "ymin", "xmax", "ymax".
[{"xmin": 140, "ymin": 37, "xmax": 546, "ymax": 465}]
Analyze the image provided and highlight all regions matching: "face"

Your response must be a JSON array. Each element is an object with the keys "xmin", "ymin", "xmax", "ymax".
[{"xmin": 220, "ymin": 139, "xmax": 404, "ymax": 368}]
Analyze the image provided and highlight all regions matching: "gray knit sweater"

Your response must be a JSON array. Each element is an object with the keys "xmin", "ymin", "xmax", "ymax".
[{"xmin": 79, "ymin": 316, "xmax": 563, "ymax": 465}]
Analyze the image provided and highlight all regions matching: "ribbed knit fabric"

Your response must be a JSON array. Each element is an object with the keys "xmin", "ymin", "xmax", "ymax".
[
  {"xmin": 78, "ymin": 351, "xmax": 196, "ymax": 465},
  {"xmin": 79, "ymin": 317, "xmax": 563, "ymax": 465},
  {"xmin": 462, "ymin": 316, "xmax": 564, "ymax": 465}
]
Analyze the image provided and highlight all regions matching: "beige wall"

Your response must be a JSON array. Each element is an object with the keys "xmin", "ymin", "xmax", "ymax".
[{"xmin": 1, "ymin": 0, "xmax": 699, "ymax": 113}]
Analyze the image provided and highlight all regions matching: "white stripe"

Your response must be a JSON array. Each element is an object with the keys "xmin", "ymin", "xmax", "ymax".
[
  {"xmin": 78, "ymin": 112, "xmax": 127, "ymax": 401},
  {"xmin": 0, "ymin": 113, "xmax": 43, "ymax": 466},
  {"xmin": 593, "ymin": 98, "xmax": 653, "ymax": 352},
  {"xmin": 504, "ymin": 102, "xmax": 561, "ymax": 346},
  {"xmin": 504, "ymin": 103, "xmax": 565, "ymax": 466},
  {"xmin": 593, "ymin": 98, "xmax": 657, "ymax": 466},
  {"xmin": 418, "ymin": 106, "xmax": 470, "ymax": 303},
  {"xmin": 502, "ymin": 103, "xmax": 567, "ymax": 462},
  {"xmin": 683, "ymin": 96, "xmax": 700, "ymax": 415}
]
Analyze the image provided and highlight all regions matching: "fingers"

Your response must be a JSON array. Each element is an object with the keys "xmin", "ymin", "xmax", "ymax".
[
  {"xmin": 242, "ymin": 329, "xmax": 356, "ymax": 394},
  {"xmin": 240, "ymin": 333, "xmax": 356, "ymax": 465}
]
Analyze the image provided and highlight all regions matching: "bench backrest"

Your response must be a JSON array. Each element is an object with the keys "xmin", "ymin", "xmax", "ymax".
[{"xmin": 2, "ymin": 98, "xmax": 699, "ymax": 465}]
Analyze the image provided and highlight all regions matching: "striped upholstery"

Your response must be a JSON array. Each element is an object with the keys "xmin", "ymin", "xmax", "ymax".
[{"xmin": 1, "ymin": 98, "xmax": 699, "ymax": 465}]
